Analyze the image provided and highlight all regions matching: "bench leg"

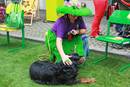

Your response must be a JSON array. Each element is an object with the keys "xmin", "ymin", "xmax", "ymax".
[
  {"xmin": 22, "ymin": 27, "xmax": 25, "ymax": 48},
  {"xmin": 93, "ymin": 42, "xmax": 109, "ymax": 64},
  {"xmin": 118, "ymin": 64, "xmax": 130, "ymax": 73},
  {"xmin": 105, "ymin": 42, "xmax": 108, "ymax": 58},
  {"xmin": 7, "ymin": 31, "xmax": 10, "ymax": 44}
]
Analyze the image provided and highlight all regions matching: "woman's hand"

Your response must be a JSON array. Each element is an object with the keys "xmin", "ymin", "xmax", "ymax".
[{"xmin": 62, "ymin": 54, "xmax": 72, "ymax": 65}]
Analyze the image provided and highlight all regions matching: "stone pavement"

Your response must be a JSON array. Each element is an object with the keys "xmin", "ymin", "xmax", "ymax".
[{"xmin": 0, "ymin": 11, "xmax": 130, "ymax": 57}]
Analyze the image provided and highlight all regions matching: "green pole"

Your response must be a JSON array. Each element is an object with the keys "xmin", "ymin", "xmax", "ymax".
[
  {"xmin": 7, "ymin": 31, "xmax": 10, "ymax": 44},
  {"xmin": 21, "ymin": 10, "xmax": 25, "ymax": 48},
  {"xmin": 105, "ymin": 21, "xmax": 111, "ymax": 58},
  {"xmin": 21, "ymin": 26, "xmax": 25, "ymax": 48}
]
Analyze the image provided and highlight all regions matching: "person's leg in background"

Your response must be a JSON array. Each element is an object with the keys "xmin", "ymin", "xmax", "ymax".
[
  {"xmin": 90, "ymin": 0, "xmax": 108, "ymax": 37},
  {"xmin": 115, "ymin": 24, "xmax": 124, "ymax": 36}
]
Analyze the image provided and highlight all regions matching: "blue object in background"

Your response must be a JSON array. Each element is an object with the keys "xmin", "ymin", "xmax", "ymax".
[{"xmin": 81, "ymin": 34, "xmax": 89, "ymax": 59}]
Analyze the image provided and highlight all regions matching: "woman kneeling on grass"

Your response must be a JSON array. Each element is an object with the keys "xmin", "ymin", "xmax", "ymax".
[
  {"xmin": 45, "ymin": 0, "xmax": 91, "ymax": 65},
  {"xmin": 45, "ymin": 0, "xmax": 96, "ymax": 84}
]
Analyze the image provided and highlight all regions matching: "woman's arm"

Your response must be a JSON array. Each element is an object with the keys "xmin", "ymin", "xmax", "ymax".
[
  {"xmin": 79, "ymin": 29, "xmax": 87, "ymax": 34},
  {"xmin": 56, "ymin": 37, "xmax": 72, "ymax": 65}
]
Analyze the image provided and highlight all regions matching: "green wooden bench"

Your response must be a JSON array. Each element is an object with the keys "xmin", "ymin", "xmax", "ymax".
[
  {"xmin": 0, "ymin": 10, "xmax": 25, "ymax": 48},
  {"xmin": 95, "ymin": 10, "xmax": 130, "ymax": 73}
]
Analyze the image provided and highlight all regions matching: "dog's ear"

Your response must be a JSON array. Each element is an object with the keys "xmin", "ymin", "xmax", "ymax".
[
  {"xmin": 70, "ymin": 53, "xmax": 80, "ymax": 61},
  {"xmin": 69, "ymin": 53, "xmax": 80, "ymax": 65}
]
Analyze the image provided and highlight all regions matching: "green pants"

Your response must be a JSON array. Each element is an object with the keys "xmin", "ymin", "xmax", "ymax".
[{"xmin": 45, "ymin": 29, "xmax": 84, "ymax": 63}]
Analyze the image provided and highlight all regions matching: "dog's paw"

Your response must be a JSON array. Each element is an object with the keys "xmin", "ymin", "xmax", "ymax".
[{"xmin": 80, "ymin": 77, "xmax": 96, "ymax": 84}]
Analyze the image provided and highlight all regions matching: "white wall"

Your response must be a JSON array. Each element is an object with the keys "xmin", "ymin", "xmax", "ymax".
[
  {"xmin": 80, "ymin": 0, "xmax": 95, "ymax": 14},
  {"xmin": 39, "ymin": 0, "xmax": 46, "ymax": 10}
]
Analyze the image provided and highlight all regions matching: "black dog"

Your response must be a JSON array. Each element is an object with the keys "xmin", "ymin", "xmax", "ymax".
[{"xmin": 29, "ymin": 53, "xmax": 80, "ymax": 85}]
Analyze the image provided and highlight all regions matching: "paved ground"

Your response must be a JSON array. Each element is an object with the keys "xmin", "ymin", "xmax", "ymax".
[{"xmin": 0, "ymin": 10, "xmax": 130, "ymax": 57}]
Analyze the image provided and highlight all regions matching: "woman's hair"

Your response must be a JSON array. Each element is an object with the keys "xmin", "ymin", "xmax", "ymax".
[
  {"xmin": 63, "ymin": 14, "xmax": 82, "ymax": 24},
  {"xmin": 62, "ymin": 14, "xmax": 83, "ymax": 29}
]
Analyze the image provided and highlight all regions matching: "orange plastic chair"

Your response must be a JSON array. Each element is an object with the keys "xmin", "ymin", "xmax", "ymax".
[{"xmin": 22, "ymin": 0, "xmax": 39, "ymax": 25}]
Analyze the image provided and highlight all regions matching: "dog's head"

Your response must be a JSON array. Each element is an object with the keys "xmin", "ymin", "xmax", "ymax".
[
  {"xmin": 55, "ymin": 53, "xmax": 80, "ymax": 84},
  {"xmin": 56, "ymin": 60, "xmax": 79, "ymax": 84},
  {"xmin": 69, "ymin": 53, "xmax": 80, "ymax": 65}
]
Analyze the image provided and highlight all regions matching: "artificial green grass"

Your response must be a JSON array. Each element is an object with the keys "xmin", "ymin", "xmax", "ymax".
[{"xmin": 0, "ymin": 36, "xmax": 130, "ymax": 87}]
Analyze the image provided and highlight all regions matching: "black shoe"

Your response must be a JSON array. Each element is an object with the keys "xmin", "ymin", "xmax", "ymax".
[
  {"xmin": 111, "ymin": 44, "xmax": 123, "ymax": 49},
  {"xmin": 98, "ymin": 32, "xmax": 104, "ymax": 36}
]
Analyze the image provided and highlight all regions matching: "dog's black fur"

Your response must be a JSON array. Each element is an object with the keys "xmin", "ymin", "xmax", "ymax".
[{"xmin": 29, "ymin": 53, "xmax": 80, "ymax": 85}]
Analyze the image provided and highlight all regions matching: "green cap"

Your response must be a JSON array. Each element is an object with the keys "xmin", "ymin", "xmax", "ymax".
[{"xmin": 57, "ymin": 5, "xmax": 92, "ymax": 16}]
